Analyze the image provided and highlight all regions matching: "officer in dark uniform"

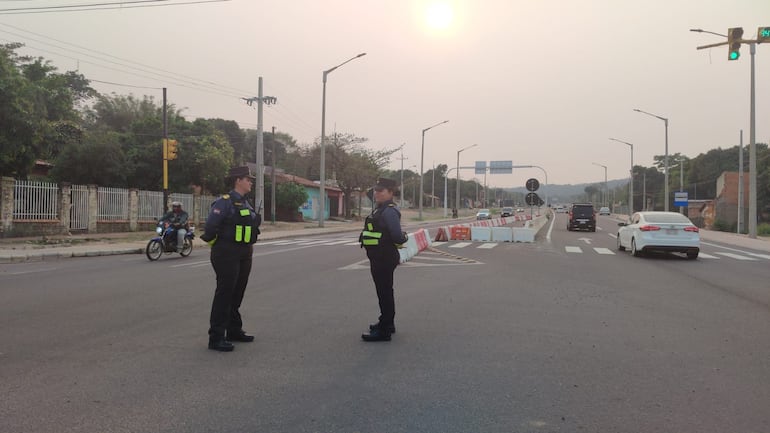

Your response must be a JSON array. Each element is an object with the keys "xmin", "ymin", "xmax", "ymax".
[
  {"xmin": 200, "ymin": 166, "xmax": 262, "ymax": 352},
  {"xmin": 360, "ymin": 178, "xmax": 408, "ymax": 342}
]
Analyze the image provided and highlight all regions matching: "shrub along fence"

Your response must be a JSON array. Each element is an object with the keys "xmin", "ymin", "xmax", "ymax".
[{"xmin": 0, "ymin": 177, "xmax": 217, "ymax": 238}]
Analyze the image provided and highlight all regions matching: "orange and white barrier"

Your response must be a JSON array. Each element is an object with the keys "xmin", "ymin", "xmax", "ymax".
[{"xmin": 399, "ymin": 228, "xmax": 432, "ymax": 263}]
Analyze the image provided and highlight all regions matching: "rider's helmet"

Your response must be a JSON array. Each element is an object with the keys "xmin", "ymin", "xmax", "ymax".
[{"xmin": 171, "ymin": 201, "xmax": 183, "ymax": 211}]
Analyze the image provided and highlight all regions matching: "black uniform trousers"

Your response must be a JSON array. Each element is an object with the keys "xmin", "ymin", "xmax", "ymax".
[
  {"xmin": 367, "ymin": 248, "xmax": 400, "ymax": 328},
  {"xmin": 208, "ymin": 242, "xmax": 253, "ymax": 340}
]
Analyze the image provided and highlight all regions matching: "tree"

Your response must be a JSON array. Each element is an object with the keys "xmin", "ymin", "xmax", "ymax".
[
  {"xmin": 0, "ymin": 43, "xmax": 93, "ymax": 177},
  {"xmin": 50, "ymin": 130, "xmax": 126, "ymax": 185}
]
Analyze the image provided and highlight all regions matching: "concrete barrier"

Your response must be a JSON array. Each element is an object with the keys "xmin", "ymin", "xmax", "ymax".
[
  {"xmin": 471, "ymin": 226, "xmax": 491, "ymax": 241},
  {"xmin": 491, "ymin": 227, "xmax": 513, "ymax": 242}
]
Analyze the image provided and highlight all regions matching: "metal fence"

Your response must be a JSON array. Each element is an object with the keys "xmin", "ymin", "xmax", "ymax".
[
  {"xmin": 70, "ymin": 184, "xmax": 89, "ymax": 230},
  {"xmin": 137, "ymin": 190, "xmax": 164, "ymax": 220},
  {"xmin": 98, "ymin": 187, "xmax": 129, "ymax": 221},
  {"xmin": 13, "ymin": 180, "xmax": 58, "ymax": 220}
]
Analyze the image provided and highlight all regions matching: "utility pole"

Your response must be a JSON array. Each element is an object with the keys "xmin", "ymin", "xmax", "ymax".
[
  {"xmin": 738, "ymin": 130, "xmax": 744, "ymax": 234},
  {"xmin": 162, "ymin": 87, "xmax": 168, "ymax": 210},
  {"xmin": 271, "ymin": 126, "xmax": 277, "ymax": 225},
  {"xmin": 397, "ymin": 150, "xmax": 407, "ymax": 208},
  {"xmin": 242, "ymin": 77, "xmax": 277, "ymax": 213}
]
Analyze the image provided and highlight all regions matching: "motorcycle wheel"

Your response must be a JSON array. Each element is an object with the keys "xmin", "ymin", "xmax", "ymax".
[
  {"xmin": 179, "ymin": 239, "xmax": 193, "ymax": 257},
  {"xmin": 146, "ymin": 240, "xmax": 163, "ymax": 261}
]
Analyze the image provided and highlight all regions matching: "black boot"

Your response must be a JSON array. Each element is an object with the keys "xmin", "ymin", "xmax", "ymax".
[
  {"xmin": 226, "ymin": 331, "xmax": 255, "ymax": 342},
  {"xmin": 208, "ymin": 338, "xmax": 234, "ymax": 352},
  {"xmin": 362, "ymin": 327, "xmax": 391, "ymax": 342},
  {"xmin": 369, "ymin": 323, "xmax": 396, "ymax": 334}
]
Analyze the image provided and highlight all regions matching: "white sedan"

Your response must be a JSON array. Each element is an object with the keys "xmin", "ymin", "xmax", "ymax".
[{"xmin": 616, "ymin": 211, "xmax": 700, "ymax": 259}]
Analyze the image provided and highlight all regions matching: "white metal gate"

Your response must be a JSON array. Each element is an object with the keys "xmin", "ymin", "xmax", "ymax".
[{"xmin": 70, "ymin": 184, "xmax": 89, "ymax": 230}]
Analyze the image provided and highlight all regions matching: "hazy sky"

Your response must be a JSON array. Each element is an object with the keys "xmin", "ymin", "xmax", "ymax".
[{"xmin": 2, "ymin": 0, "xmax": 769, "ymax": 187}]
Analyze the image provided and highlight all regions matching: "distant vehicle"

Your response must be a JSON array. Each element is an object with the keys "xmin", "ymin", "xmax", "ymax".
[
  {"xmin": 500, "ymin": 207, "xmax": 513, "ymax": 217},
  {"xmin": 567, "ymin": 203, "xmax": 596, "ymax": 232},
  {"xmin": 554, "ymin": 205, "xmax": 567, "ymax": 213},
  {"xmin": 516, "ymin": 208, "xmax": 524, "ymax": 213},
  {"xmin": 476, "ymin": 209, "xmax": 491, "ymax": 220},
  {"xmin": 617, "ymin": 211, "xmax": 700, "ymax": 259},
  {"xmin": 599, "ymin": 206, "xmax": 611, "ymax": 215}
]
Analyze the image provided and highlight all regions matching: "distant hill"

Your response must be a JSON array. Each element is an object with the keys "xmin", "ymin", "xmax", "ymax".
[{"xmin": 504, "ymin": 179, "xmax": 627, "ymax": 204}]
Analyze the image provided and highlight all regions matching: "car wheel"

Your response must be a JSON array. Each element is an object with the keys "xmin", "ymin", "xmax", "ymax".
[
  {"xmin": 631, "ymin": 238, "xmax": 642, "ymax": 257},
  {"xmin": 687, "ymin": 250, "xmax": 699, "ymax": 260},
  {"xmin": 617, "ymin": 235, "xmax": 625, "ymax": 251}
]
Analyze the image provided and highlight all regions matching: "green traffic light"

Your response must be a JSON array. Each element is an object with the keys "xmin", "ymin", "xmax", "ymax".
[
  {"xmin": 730, "ymin": 50, "xmax": 740, "ymax": 60},
  {"xmin": 762, "ymin": 28, "xmax": 770, "ymax": 38}
]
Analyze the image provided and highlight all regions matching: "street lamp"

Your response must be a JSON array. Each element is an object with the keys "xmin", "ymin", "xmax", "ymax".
[
  {"xmin": 455, "ymin": 144, "xmax": 478, "ymax": 216},
  {"xmin": 633, "ymin": 108, "xmax": 669, "ymax": 211},
  {"xmin": 609, "ymin": 138, "xmax": 634, "ymax": 214},
  {"xmin": 318, "ymin": 52, "xmax": 366, "ymax": 227},
  {"xmin": 592, "ymin": 162, "xmax": 608, "ymax": 207},
  {"xmin": 419, "ymin": 120, "xmax": 449, "ymax": 220}
]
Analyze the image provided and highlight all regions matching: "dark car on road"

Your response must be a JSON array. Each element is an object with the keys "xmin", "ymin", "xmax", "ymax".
[
  {"xmin": 501, "ymin": 207, "xmax": 513, "ymax": 217},
  {"xmin": 567, "ymin": 203, "xmax": 596, "ymax": 232}
]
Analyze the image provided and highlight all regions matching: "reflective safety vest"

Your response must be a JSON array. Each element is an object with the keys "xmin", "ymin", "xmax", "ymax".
[
  {"xmin": 230, "ymin": 197, "xmax": 259, "ymax": 244},
  {"xmin": 361, "ymin": 220, "xmax": 383, "ymax": 246},
  {"xmin": 360, "ymin": 202, "xmax": 401, "ymax": 249}
]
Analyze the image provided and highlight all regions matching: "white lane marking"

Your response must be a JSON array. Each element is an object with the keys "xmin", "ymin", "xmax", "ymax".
[
  {"xmin": 6, "ymin": 267, "xmax": 60, "ymax": 275},
  {"xmin": 697, "ymin": 253, "xmax": 719, "ymax": 259},
  {"xmin": 597, "ymin": 226, "xmax": 604, "ymax": 231},
  {"xmin": 594, "ymin": 248, "xmax": 614, "ymax": 255},
  {"xmin": 565, "ymin": 246, "xmax": 583, "ymax": 253},
  {"xmin": 344, "ymin": 242, "xmax": 361, "ymax": 246},
  {"xmin": 700, "ymin": 241, "xmax": 769, "ymax": 258},
  {"xmin": 715, "ymin": 252, "xmax": 757, "ymax": 261},
  {"xmin": 578, "ymin": 237, "xmax": 592, "ymax": 244},
  {"xmin": 432, "ymin": 242, "xmax": 448, "ymax": 247},
  {"xmin": 747, "ymin": 253, "xmax": 770, "ymax": 260},
  {"xmin": 255, "ymin": 240, "xmax": 289, "ymax": 246},
  {"xmin": 450, "ymin": 242, "xmax": 472, "ymax": 248},
  {"xmin": 477, "ymin": 243, "xmax": 497, "ymax": 249},
  {"xmin": 321, "ymin": 240, "xmax": 355, "ymax": 246},
  {"xmin": 608, "ymin": 233, "xmax": 618, "ymax": 239}
]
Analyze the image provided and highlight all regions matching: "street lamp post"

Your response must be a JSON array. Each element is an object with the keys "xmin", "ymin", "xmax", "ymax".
[
  {"xmin": 419, "ymin": 120, "xmax": 449, "ymax": 220},
  {"xmin": 455, "ymin": 144, "xmax": 478, "ymax": 216},
  {"xmin": 592, "ymin": 162, "xmax": 608, "ymax": 207},
  {"xmin": 609, "ymin": 138, "xmax": 634, "ymax": 214},
  {"xmin": 634, "ymin": 108, "xmax": 669, "ymax": 211},
  {"xmin": 319, "ymin": 52, "xmax": 366, "ymax": 228}
]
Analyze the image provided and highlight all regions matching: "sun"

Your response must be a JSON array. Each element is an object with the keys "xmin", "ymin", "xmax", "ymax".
[{"xmin": 425, "ymin": 2, "xmax": 454, "ymax": 30}]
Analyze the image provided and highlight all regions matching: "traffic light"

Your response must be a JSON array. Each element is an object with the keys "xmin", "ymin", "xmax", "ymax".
[
  {"xmin": 166, "ymin": 139, "xmax": 178, "ymax": 160},
  {"xmin": 759, "ymin": 26, "xmax": 770, "ymax": 44},
  {"xmin": 727, "ymin": 27, "xmax": 743, "ymax": 60}
]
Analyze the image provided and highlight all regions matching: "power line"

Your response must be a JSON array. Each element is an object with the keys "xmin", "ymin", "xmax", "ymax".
[{"xmin": 0, "ymin": 0, "xmax": 231, "ymax": 15}]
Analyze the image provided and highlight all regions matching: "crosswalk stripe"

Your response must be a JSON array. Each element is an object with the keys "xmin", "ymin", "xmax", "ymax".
[
  {"xmin": 594, "ymin": 247, "xmax": 614, "ymax": 255},
  {"xmin": 345, "ymin": 241, "xmax": 361, "ymax": 246},
  {"xmin": 565, "ymin": 246, "xmax": 583, "ymax": 253},
  {"xmin": 698, "ymin": 252, "xmax": 719, "ymax": 259},
  {"xmin": 715, "ymin": 252, "xmax": 757, "ymax": 261},
  {"xmin": 450, "ymin": 242, "xmax": 472, "ymax": 248},
  {"xmin": 322, "ymin": 240, "xmax": 356, "ymax": 245},
  {"xmin": 478, "ymin": 243, "xmax": 497, "ymax": 249}
]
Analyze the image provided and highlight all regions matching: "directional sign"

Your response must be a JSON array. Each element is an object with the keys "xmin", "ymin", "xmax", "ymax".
[
  {"xmin": 525, "ymin": 178, "xmax": 540, "ymax": 192},
  {"xmin": 525, "ymin": 192, "xmax": 541, "ymax": 206},
  {"xmin": 474, "ymin": 161, "xmax": 487, "ymax": 175},
  {"xmin": 489, "ymin": 160, "xmax": 513, "ymax": 174},
  {"xmin": 674, "ymin": 191, "xmax": 688, "ymax": 207}
]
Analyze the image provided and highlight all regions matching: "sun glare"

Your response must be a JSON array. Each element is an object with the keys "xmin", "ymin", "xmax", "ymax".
[{"xmin": 425, "ymin": 2, "xmax": 454, "ymax": 30}]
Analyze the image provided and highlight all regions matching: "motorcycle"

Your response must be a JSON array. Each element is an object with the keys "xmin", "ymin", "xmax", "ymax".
[{"xmin": 146, "ymin": 220, "xmax": 194, "ymax": 261}]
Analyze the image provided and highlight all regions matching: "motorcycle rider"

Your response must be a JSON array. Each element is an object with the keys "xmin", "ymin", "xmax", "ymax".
[{"xmin": 161, "ymin": 201, "xmax": 189, "ymax": 252}]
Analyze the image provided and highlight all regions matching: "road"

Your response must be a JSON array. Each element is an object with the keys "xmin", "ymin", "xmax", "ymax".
[{"xmin": 1, "ymin": 213, "xmax": 769, "ymax": 433}]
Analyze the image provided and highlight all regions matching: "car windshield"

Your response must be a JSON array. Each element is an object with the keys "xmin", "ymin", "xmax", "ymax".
[
  {"xmin": 643, "ymin": 213, "xmax": 692, "ymax": 224},
  {"xmin": 502, "ymin": 207, "xmax": 512, "ymax": 212}
]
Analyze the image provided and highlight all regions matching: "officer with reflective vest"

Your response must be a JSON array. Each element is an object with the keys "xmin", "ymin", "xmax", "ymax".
[
  {"xmin": 360, "ymin": 177, "xmax": 408, "ymax": 342},
  {"xmin": 200, "ymin": 166, "xmax": 262, "ymax": 352}
]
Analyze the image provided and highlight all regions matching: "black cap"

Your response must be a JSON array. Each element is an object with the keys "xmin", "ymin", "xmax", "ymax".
[
  {"xmin": 375, "ymin": 178, "xmax": 397, "ymax": 190},
  {"xmin": 227, "ymin": 166, "xmax": 256, "ymax": 179}
]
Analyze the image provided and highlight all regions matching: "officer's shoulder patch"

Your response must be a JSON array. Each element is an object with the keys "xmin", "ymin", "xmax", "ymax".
[
  {"xmin": 222, "ymin": 194, "xmax": 230, "ymax": 200},
  {"xmin": 388, "ymin": 203, "xmax": 396, "ymax": 207}
]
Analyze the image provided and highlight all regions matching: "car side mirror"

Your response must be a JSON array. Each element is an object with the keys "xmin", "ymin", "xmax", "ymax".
[{"xmin": 617, "ymin": 222, "xmax": 626, "ymax": 227}]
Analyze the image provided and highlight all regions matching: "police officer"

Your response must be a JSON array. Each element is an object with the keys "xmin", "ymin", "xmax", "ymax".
[
  {"xmin": 360, "ymin": 178, "xmax": 408, "ymax": 342},
  {"xmin": 200, "ymin": 166, "xmax": 262, "ymax": 352}
]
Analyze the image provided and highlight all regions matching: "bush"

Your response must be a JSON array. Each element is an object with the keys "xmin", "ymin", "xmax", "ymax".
[
  {"xmin": 712, "ymin": 219, "xmax": 736, "ymax": 233},
  {"xmin": 758, "ymin": 223, "xmax": 770, "ymax": 236}
]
